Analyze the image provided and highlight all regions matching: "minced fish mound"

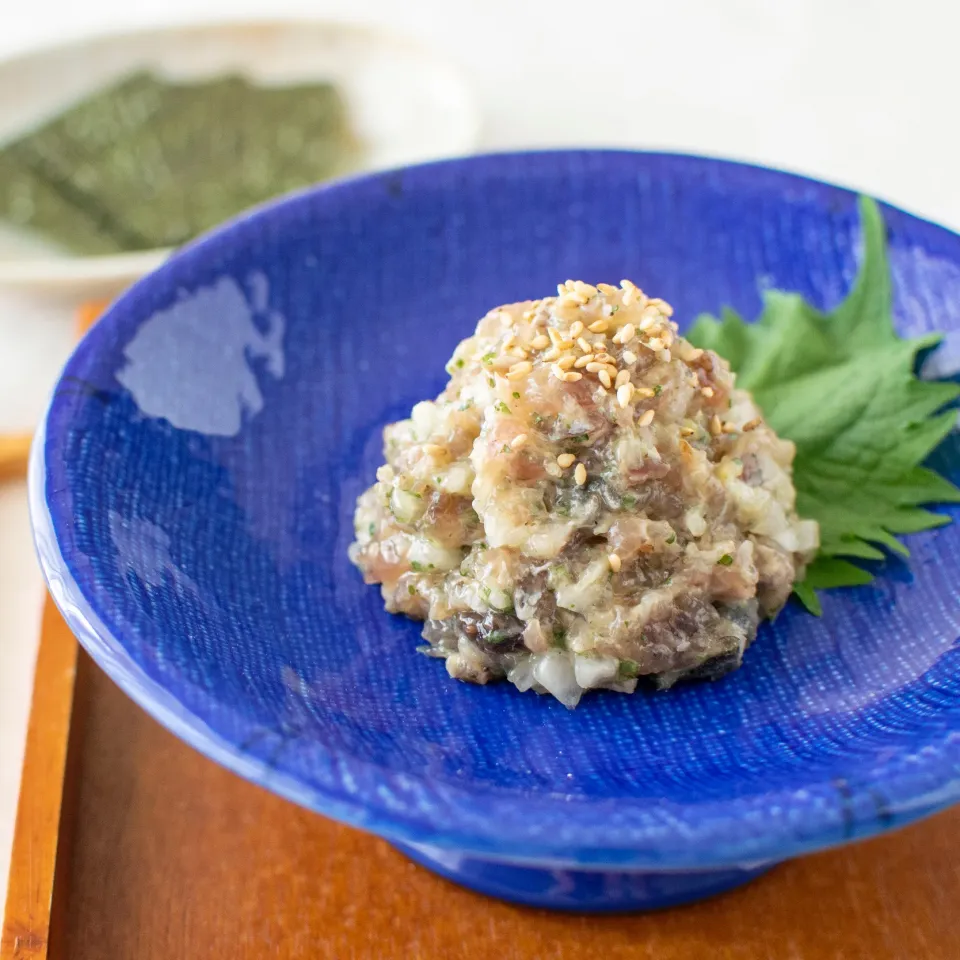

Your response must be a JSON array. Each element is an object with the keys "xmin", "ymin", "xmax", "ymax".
[{"xmin": 349, "ymin": 280, "xmax": 818, "ymax": 707}]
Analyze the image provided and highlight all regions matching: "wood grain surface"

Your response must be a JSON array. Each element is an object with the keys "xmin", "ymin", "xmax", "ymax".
[
  {"xmin": 0, "ymin": 435, "xmax": 32, "ymax": 484},
  {"xmin": 0, "ymin": 602, "xmax": 79, "ymax": 960},
  {"xmin": 1, "ymin": 602, "xmax": 948, "ymax": 960}
]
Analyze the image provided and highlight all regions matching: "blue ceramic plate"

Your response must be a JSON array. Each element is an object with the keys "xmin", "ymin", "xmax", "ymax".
[{"xmin": 31, "ymin": 151, "xmax": 960, "ymax": 911}]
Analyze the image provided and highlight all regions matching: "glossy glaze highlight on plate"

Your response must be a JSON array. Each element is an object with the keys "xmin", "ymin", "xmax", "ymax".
[{"xmin": 30, "ymin": 151, "xmax": 960, "ymax": 910}]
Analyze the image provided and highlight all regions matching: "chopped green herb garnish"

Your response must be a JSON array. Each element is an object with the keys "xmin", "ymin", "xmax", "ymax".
[
  {"xmin": 482, "ymin": 352, "xmax": 496, "ymax": 365},
  {"xmin": 552, "ymin": 628, "xmax": 567, "ymax": 648},
  {"xmin": 459, "ymin": 399, "xmax": 474, "ymax": 411},
  {"xmin": 618, "ymin": 659, "xmax": 640, "ymax": 679},
  {"xmin": 408, "ymin": 585, "xmax": 416, "ymax": 595},
  {"xmin": 665, "ymin": 533, "xmax": 676, "ymax": 545},
  {"xmin": 688, "ymin": 196, "xmax": 960, "ymax": 615},
  {"xmin": 653, "ymin": 384, "xmax": 663, "ymax": 396},
  {"xmin": 487, "ymin": 377, "xmax": 495, "ymax": 387},
  {"xmin": 621, "ymin": 494, "xmax": 637, "ymax": 509},
  {"xmin": 512, "ymin": 391, "xmax": 521, "ymax": 399},
  {"xmin": 410, "ymin": 561, "xmax": 425, "ymax": 572},
  {"xmin": 611, "ymin": 305, "xmax": 620, "ymax": 314},
  {"xmin": 717, "ymin": 554, "xmax": 734, "ymax": 566},
  {"xmin": 532, "ymin": 413, "xmax": 545, "ymax": 425},
  {"xmin": 456, "ymin": 358, "xmax": 465, "ymax": 368},
  {"xmin": 368, "ymin": 523, "xmax": 375, "ymax": 536},
  {"xmin": 495, "ymin": 401, "xmax": 512, "ymax": 414}
]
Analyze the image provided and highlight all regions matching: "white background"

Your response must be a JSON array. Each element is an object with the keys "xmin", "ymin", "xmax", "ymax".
[{"xmin": 2, "ymin": 0, "xmax": 959, "ymax": 914}]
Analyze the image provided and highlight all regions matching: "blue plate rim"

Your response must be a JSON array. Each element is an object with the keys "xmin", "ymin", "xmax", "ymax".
[{"xmin": 32, "ymin": 148, "xmax": 960, "ymax": 870}]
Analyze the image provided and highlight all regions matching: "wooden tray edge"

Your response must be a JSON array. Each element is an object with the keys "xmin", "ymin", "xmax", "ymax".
[
  {"xmin": 1, "ymin": 304, "xmax": 103, "ymax": 959},
  {"xmin": 1, "ymin": 600, "xmax": 80, "ymax": 960}
]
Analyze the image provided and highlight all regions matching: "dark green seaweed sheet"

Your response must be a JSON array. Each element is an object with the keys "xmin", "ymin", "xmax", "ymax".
[{"xmin": 0, "ymin": 71, "xmax": 357, "ymax": 254}]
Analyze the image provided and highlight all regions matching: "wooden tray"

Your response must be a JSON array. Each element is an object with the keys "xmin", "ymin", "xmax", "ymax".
[
  {"xmin": 2, "ymin": 597, "xmax": 959, "ymax": 960},
  {"xmin": 4, "ymin": 302, "xmax": 960, "ymax": 959}
]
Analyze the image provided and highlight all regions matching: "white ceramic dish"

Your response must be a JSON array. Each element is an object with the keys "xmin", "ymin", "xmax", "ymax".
[{"xmin": 0, "ymin": 20, "xmax": 480, "ymax": 297}]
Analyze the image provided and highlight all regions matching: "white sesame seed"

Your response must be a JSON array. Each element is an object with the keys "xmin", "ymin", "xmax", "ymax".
[
  {"xmin": 555, "ymin": 339, "xmax": 575, "ymax": 350},
  {"xmin": 577, "ymin": 337, "xmax": 593, "ymax": 353},
  {"xmin": 743, "ymin": 418, "xmax": 761, "ymax": 432},
  {"xmin": 585, "ymin": 362, "xmax": 606, "ymax": 373},
  {"xmin": 617, "ymin": 383, "xmax": 633, "ymax": 408},
  {"xmin": 659, "ymin": 349, "xmax": 672, "ymax": 363},
  {"xmin": 545, "ymin": 462, "xmax": 563, "ymax": 478},
  {"xmin": 598, "ymin": 369, "xmax": 612, "ymax": 389},
  {"xmin": 522, "ymin": 309, "xmax": 538, "ymax": 322},
  {"xmin": 376, "ymin": 465, "xmax": 395, "ymax": 483},
  {"xmin": 594, "ymin": 353, "xmax": 616, "ymax": 365},
  {"xmin": 550, "ymin": 363, "xmax": 567, "ymax": 381},
  {"xmin": 634, "ymin": 386, "xmax": 655, "ymax": 398},
  {"xmin": 509, "ymin": 347, "xmax": 529, "ymax": 359},
  {"xmin": 608, "ymin": 553, "xmax": 622, "ymax": 573},
  {"xmin": 593, "ymin": 340, "xmax": 607, "ymax": 351},
  {"xmin": 588, "ymin": 320, "xmax": 609, "ymax": 333},
  {"xmin": 574, "ymin": 463, "xmax": 587, "ymax": 485},
  {"xmin": 499, "ymin": 311, "xmax": 513, "ymax": 327},
  {"xmin": 638, "ymin": 315, "xmax": 658, "ymax": 332},
  {"xmin": 510, "ymin": 433, "xmax": 529, "ymax": 449},
  {"xmin": 597, "ymin": 283, "xmax": 618, "ymax": 295},
  {"xmin": 622, "ymin": 289, "xmax": 636, "ymax": 307},
  {"xmin": 422, "ymin": 443, "xmax": 447, "ymax": 458},
  {"xmin": 561, "ymin": 371, "xmax": 583, "ymax": 382},
  {"xmin": 680, "ymin": 426, "xmax": 696, "ymax": 437},
  {"xmin": 619, "ymin": 322, "xmax": 636, "ymax": 344},
  {"xmin": 542, "ymin": 347, "xmax": 561, "ymax": 362},
  {"xmin": 557, "ymin": 283, "xmax": 568, "ymax": 296},
  {"xmin": 548, "ymin": 327, "xmax": 563, "ymax": 346},
  {"xmin": 531, "ymin": 334, "xmax": 550, "ymax": 350},
  {"xmin": 569, "ymin": 320, "xmax": 585, "ymax": 339},
  {"xmin": 557, "ymin": 355, "xmax": 576, "ymax": 370},
  {"xmin": 622, "ymin": 350, "xmax": 638, "ymax": 365},
  {"xmin": 639, "ymin": 409, "xmax": 655, "ymax": 427},
  {"xmin": 574, "ymin": 353, "xmax": 595, "ymax": 368},
  {"xmin": 647, "ymin": 298, "xmax": 674, "ymax": 317},
  {"xmin": 620, "ymin": 279, "xmax": 638, "ymax": 291},
  {"xmin": 645, "ymin": 337, "xmax": 664, "ymax": 352},
  {"xmin": 615, "ymin": 369, "xmax": 631, "ymax": 388},
  {"xmin": 557, "ymin": 453, "xmax": 576, "ymax": 468},
  {"xmin": 502, "ymin": 332, "xmax": 517, "ymax": 349},
  {"xmin": 507, "ymin": 361, "xmax": 533, "ymax": 380},
  {"xmin": 709, "ymin": 415, "xmax": 722, "ymax": 436},
  {"xmin": 701, "ymin": 386, "xmax": 715, "ymax": 399},
  {"xmin": 722, "ymin": 423, "xmax": 738, "ymax": 435}
]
